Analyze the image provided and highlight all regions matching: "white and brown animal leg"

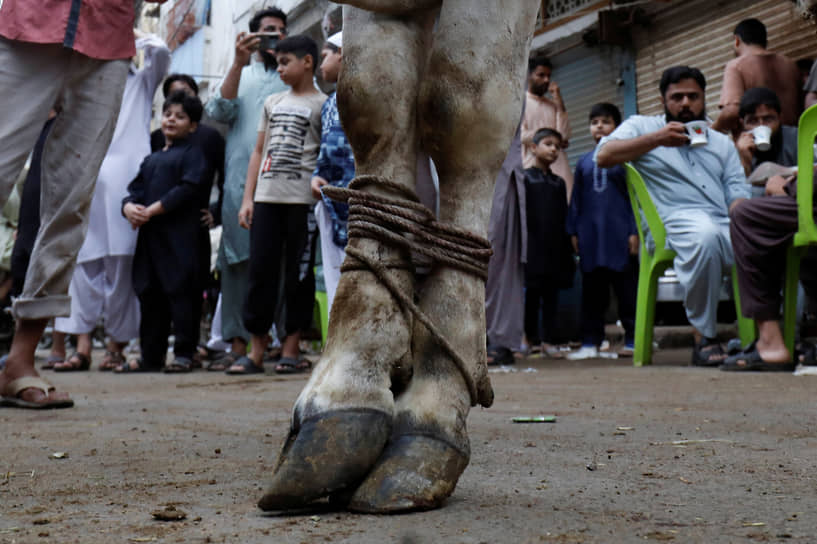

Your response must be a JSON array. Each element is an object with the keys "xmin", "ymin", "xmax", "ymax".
[
  {"xmin": 258, "ymin": 5, "xmax": 438, "ymax": 511},
  {"xmin": 348, "ymin": 0, "xmax": 539, "ymax": 513}
]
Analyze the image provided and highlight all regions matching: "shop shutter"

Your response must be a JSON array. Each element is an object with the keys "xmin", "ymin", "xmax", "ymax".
[
  {"xmin": 633, "ymin": 0, "xmax": 817, "ymax": 118},
  {"xmin": 551, "ymin": 43, "xmax": 635, "ymax": 167}
]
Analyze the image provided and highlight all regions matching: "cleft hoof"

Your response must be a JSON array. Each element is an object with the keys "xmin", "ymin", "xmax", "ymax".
[
  {"xmin": 258, "ymin": 409, "xmax": 391, "ymax": 511},
  {"xmin": 347, "ymin": 434, "xmax": 469, "ymax": 514}
]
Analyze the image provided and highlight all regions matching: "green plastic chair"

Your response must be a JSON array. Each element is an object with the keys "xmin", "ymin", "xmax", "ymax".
[
  {"xmin": 314, "ymin": 289, "xmax": 329, "ymax": 349},
  {"xmin": 624, "ymin": 163, "xmax": 756, "ymax": 366},
  {"xmin": 781, "ymin": 103, "xmax": 817, "ymax": 356}
]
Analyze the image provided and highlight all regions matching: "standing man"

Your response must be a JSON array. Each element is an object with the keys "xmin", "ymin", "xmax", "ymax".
[
  {"xmin": 50, "ymin": 32, "xmax": 170, "ymax": 372},
  {"xmin": 595, "ymin": 66, "xmax": 750, "ymax": 366},
  {"xmin": 803, "ymin": 60, "xmax": 817, "ymax": 109},
  {"xmin": 486, "ymin": 119, "xmax": 527, "ymax": 366},
  {"xmin": 0, "ymin": 0, "xmax": 166, "ymax": 408},
  {"xmin": 521, "ymin": 55, "xmax": 573, "ymax": 195},
  {"xmin": 713, "ymin": 18, "xmax": 801, "ymax": 134},
  {"xmin": 205, "ymin": 8, "xmax": 288, "ymax": 371}
]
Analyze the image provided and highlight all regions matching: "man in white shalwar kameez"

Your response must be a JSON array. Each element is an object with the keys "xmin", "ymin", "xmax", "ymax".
[{"xmin": 51, "ymin": 33, "xmax": 170, "ymax": 371}]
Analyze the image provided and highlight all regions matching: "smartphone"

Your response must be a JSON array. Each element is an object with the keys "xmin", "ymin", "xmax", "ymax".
[{"xmin": 255, "ymin": 32, "xmax": 280, "ymax": 51}]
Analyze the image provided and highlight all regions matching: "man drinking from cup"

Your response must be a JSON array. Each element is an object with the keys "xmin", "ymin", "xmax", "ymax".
[
  {"xmin": 595, "ymin": 66, "xmax": 750, "ymax": 367},
  {"xmin": 724, "ymin": 88, "xmax": 817, "ymax": 371},
  {"xmin": 735, "ymin": 87, "xmax": 797, "ymax": 194}
]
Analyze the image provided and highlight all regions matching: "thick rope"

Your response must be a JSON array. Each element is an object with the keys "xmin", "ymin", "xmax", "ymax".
[{"xmin": 323, "ymin": 175, "xmax": 493, "ymax": 407}]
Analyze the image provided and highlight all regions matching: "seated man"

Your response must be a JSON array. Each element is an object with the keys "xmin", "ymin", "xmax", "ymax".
[
  {"xmin": 724, "ymin": 89, "xmax": 817, "ymax": 371},
  {"xmin": 596, "ymin": 66, "xmax": 750, "ymax": 366}
]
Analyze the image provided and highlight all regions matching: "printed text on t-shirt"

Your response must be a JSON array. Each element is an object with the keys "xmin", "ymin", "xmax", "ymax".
[{"xmin": 261, "ymin": 104, "xmax": 311, "ymax": 181}]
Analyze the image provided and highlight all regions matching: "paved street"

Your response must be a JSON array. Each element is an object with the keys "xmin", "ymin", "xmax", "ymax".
[{"xmin": 2, "ymin": 347, "xmax": 816, "ymax": 543}]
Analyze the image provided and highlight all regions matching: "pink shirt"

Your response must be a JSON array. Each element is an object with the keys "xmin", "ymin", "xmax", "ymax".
[
  {"xmin": 521, "ymin": 91, "xmax": 574, "ymax": 195},
  {"xmin": 0, "ymin": 0, "xmax": 135, "ymax": 60}
]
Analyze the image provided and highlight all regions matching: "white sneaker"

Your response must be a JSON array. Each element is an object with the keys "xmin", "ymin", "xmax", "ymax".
[{"xmin": 567, "ymin": 345, "xmax": 599, "ymax": 360}]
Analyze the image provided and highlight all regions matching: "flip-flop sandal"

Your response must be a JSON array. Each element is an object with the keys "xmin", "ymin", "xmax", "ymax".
[
  {"xmin": 273, "ymin": 357, "xmax": 312, "ymax": 374},
  {"xmin": 98, "ymin": 350, "xmax": 124, "ymax": 371},
  {"xmin": 224, "ymin": 355, "xmax": 265, "ymax": 375},
  {"xmin": 163, "ymin": 356, "xmax": 193, "ymax": 374},
  {"xmin": 41, "ymin": 354, "xmax": 65, "ymax": 370},
  {"xmin": 0, "ymin": 376, "xmax": 74, "ymax": 409},
  {"xmin": 720, "ymin": 342, "xmax": 795, "ymax": 372},
  {"xmin": 207, "ymin": 352, "xmax": 238, "ymax": 372},
  {"xmin": 113, "ymin": 358, "xmax": 152, "ymax": 373},
  {"xmin": 53, "ymin": 352, "xmax": 91, "ymax": 372}
]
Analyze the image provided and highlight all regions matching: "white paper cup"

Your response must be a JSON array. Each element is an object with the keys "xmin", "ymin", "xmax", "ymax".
[
  {"xmin": 685, "ymin": 121, "xmax": 708, "ymax": 148},
  {"xmin": 752, "ymin": 125, "xmax": 772, "ymax": 152}
]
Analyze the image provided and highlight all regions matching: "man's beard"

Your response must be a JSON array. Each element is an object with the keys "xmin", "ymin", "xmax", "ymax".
[
  {"xmin": 529, "ymin": 82, "xmax": 548, "ymax": 96},
  {"xmin": 665, "ymin": 106, "xmax": 706, "ymax": 123},
  {"xmin": 260, "ymin": 50, "xmax": 278, "ymax": 72}
]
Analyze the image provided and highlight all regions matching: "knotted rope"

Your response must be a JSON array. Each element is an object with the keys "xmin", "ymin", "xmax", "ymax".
[{"xmin": 322, "ymin": 175, "xmax": 493, "ymax": 407}]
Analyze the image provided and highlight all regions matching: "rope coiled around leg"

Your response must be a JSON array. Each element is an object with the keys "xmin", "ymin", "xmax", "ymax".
[{"xmin": 323, "ymin": 175, "xmax": 493, "ymax": 407}]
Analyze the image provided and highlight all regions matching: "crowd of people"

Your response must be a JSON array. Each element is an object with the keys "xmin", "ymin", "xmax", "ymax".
[
  {"xmin": 487, "ymin": 17, "xmax": 817, "ymax": 371},
  {"xmin": 0, "ymin": 5, "xmax": 814, "ymax": 409}
]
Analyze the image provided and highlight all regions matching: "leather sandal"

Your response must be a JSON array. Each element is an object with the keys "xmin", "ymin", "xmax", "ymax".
[{"xmin": 53, "ymin": 352, "xmax": 91, "ymax": 372}]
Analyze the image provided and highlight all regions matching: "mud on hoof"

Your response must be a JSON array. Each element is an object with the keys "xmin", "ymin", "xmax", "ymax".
[
  {"xmin": 347, "ymin": 433, "xmax": 469, "ymax": 513},
  {"xmin": 258, "ymin": 409, "xmax": 391, "ymax": 511}
]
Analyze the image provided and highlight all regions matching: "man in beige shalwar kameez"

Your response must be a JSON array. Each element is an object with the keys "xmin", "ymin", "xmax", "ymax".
[{"xmin": 522, "ymin": 55, "xmax": 573, "ymax": 196}]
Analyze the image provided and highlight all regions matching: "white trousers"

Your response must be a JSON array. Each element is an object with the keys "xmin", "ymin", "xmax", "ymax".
[
  {"xmin": 315, "ymin": 200, "xmax": 346, "ymax": 313},
  {"xmin": 206, "ymin": 293, "xmax": 230, "ymax": 352},
  {"xmin": 665, "ymin": 209, "xmax": 733, "ymax": 339},
  {"xmin": 54, "ymin": 256, "xmax": 140, "ymax": 342}
]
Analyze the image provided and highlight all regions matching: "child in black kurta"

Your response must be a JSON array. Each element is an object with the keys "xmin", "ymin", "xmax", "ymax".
[
  {"xmin": 120, "ymin": 91, "xmax": 205, "ymax": 372},
  {"xmin": 524, "ymin": 128, "xmax": 574, "ymax": 355}
]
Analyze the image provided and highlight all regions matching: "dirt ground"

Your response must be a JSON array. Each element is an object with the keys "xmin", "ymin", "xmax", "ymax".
[{"xmin": 2, "ymin": 346, "xmax": 816, "ymax": 544}]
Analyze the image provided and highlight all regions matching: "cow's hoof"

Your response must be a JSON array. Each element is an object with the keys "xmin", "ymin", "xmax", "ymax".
[
  {"xmin": 347, "ymin": 434, "xmax": 469, "ymax": 513},
  {"xmin": 258, "ymin": 409, "xmax": 391, "ymax": 511}
]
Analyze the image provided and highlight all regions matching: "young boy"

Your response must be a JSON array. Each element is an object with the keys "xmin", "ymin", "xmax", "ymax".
[
  {"xmin": 566, "ymin": 103, "xmax": 638, "ymax": 360},
  {"xmin": 232, "ymin": 35, "xmax": 326, "ymax": 375},
  {"xmin": 311, "ymin": 31, "xmax": 354, "ymax": 311},
  {"xmin": 120, "ymin": 91, "xmax": 206, "ymax": 372},
  {"xmin": 524, "ymin": 128, "xmax": 574, "ymax": 358}
]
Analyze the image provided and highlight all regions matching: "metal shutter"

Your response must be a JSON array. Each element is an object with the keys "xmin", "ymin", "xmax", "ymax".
[
  {"xmin": 551, "ymin": 43, "xmax": 635, "ymax": 167},
  {"xmin": 633, "ymin": 0, "xmax": 817, "ymax": 118}
]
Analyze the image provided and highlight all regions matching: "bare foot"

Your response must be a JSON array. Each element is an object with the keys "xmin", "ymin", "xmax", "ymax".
[{"xmin": 755, "ymin": 341, "xmax": 790, "ymax": 364}]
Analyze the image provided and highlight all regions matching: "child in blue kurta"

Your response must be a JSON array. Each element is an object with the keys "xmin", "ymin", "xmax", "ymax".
[
  {"xmin": 310, "ymin": 32, "xmax": 354, "ymax": 311},
  {"xmin": 566, "ymin": 103, "xmax": 638, "ymax": 359}
]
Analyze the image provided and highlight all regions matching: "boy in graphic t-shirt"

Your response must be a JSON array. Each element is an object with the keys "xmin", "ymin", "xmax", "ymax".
[{"xmin": 233, "ymin": 35, "xmax": 326, "ymax": 375}]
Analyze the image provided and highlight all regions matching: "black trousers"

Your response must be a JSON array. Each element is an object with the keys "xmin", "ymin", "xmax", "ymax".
[
  {"xmin": 730, "ymin": 194, "xmax": 817, "ymax": 320},
  {"xmin": 138, "ymin": 263, "xmax": 199, "ymax": 369},
  {"xmin": 243, "ymin": 202, "xmax": 314, "ymax": 337},
  {"xmin": 580, "ymin": 260, "xmax": 637, "ymax": 347},
  {"xmin": 524, "ymin": 276, "xmax": 559, "ymax": 346}
]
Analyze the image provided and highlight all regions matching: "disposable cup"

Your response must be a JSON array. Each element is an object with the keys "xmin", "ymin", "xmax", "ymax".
[{"xmin": 752, "ymin": 125, "xmax": 772, "ymax": 152}]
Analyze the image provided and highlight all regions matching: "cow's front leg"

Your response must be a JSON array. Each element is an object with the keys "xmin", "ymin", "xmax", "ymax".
[
  {"xmin": 348, "ymin": 0, "xmax": 539, "ymax": 513},
  {"xmin": 258, "ymin": 6, "xmax": 437, "ymax": 511}
]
